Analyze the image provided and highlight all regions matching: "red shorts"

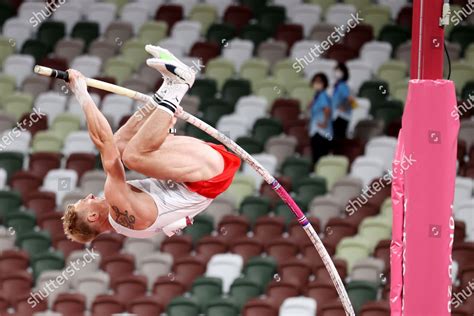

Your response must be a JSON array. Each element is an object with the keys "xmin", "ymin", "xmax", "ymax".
[{"xmin": 185, "ymin": 143, "xmax": 241, "ymax": 199}]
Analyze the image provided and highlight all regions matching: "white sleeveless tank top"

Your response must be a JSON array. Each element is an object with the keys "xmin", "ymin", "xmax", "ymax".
[{"xmin": 108, "ymin": 178, "xmax": 213, "ymax": 238}]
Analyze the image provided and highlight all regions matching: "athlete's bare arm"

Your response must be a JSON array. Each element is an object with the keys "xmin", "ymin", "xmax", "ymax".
[{"xmin": 68, "ymin": 70, "xmax": 159, "ymax": 227}]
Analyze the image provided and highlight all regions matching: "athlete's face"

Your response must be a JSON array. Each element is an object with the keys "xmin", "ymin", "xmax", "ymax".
[{"xmin": 75, "ymin": 194, "xmax": 108, "ymax": 223}]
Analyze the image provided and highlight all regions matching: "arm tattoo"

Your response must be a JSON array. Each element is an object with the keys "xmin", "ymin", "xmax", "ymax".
[{"xmin": 112, "ymin": 206, "xmax": 135, "ymax": 229}]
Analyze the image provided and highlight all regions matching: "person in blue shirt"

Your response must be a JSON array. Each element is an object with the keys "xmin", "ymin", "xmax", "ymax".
[
  {"xmin": 309, "ymin": 72, "xmax": 333, "ymax": 165},
  {"xmin": 332, "ymin": 62, "xmax": 352, "ymax": 140}
]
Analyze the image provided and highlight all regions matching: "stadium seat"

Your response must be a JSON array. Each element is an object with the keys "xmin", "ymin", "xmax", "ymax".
[
  {"xmin": 71, "ymin": 22, "xmax": 100, "ymax": 49},
  {"xmin": 206, "ymin": 297, "xmax": 240, "ymax": 316},
  {"xmin": 294, "ymin": 176, "xmax": 327, "ymax": 208},
  {"xmin": 205, "ymin": 58, "xmax": 235, "ymax": 90},
  {"xmin": 281, "ymin": 156, "xmax": 312, "ymax": 184},
  {"xmin": 206, "ymin": 253, "xmax": 243, "ymax": 292},
  {"xmin": 153, "ymin": 276, "xmax": 187, "ymax": 307},
  {"xmin": 184, "ymin": 214, "xmax": 214, "ymax": 242},
  {"xmin": 0, "ymin": 153, "xmax": 23, "ymax": 181},
  {"xmin": 360, "ymin": 41, "xmax": 392, "ymax": 73},
  {"xmin": 280, "ymin": 296, "xmax": 317, "ymax": 316},
  {"xmin": 161, "ymin": 235, "xmax": 194, "ymax": 260},
  {"xmin": 288, "ymin": 4, "xmax": 322, "ymax": 37},
  {"xmin": 5, "ymin": 211, "xmax": 36, "ymax": 235},
  {"xmin": 223, "ymin": 39, "xmax": 254, "ymax": 70},
  {"xmin": 230, "ymin": 277, "xmax": 262, "ymax": 308},
  {"xmin": 363, "ymin": 5, "xmax": 392, "ymax": 36},
  {"xmin": 38, "ymin": 21, "xmax": 66, "ymax": 52},
  {"xmin": 104, "ymin": 57, "xmax": 134, "ymax": 84},
  {"xmin": 196, "ymin": 236, "xmax": 228, "ymax": 262},
  {"xmin": 3, "ymin": 18, "xmax": 32, "ymax": 50},
  {"xmin": 449, "ymin": 25, "xmax": 474, "ymax": 54},
  {"xmin": 336, "ymin": 237, "xmax": 371, "ymax": 270},
  {"xmin": 155, "ymin": 4, "xmax": 184, "ymax": 30},
  {"xmin": 244, "ymin": 256, "xmax": 277, "ymax": 288},
  {"xmin": 0, "ymin": 270, "xmax": 32, "ymax": 304},
  {"xmin": 378, "ymin": 25, "xmax": 410, "ymax": 54},
  {"xmin": 221, "ymin": 78, "xmax": 251, "ymax": 106},
  {"xmin": 139, "ymin": 21, "xmax": 168, "ymax": 44},
  {"xmin": 240, "ymin": 58, "xmax": 270, "ymax": 91},
  {"xmin": 223, "ymin": 5, "xmax": 253, "ymax": 32},
  {"xmin": 191, "ymin": 276, "xmax": 223, "ymax": 309},
  {"xmin": 54, "ymin": 38, "xmax": 85, "ymax": 64},
  {"xmin": 17, "ymin": 229, "xmax": 51, "ymax": 258},
  {"xmin": 190, "ymin": 4, "xmax": 218, "ymax": 34},
  {"xmin": 265, "ymin": 134, "xmax": 297, "ymax": 168},
  {"xmin": 128, "ymin": 296, "xmax": 164, "ymax": 316},
  {"xmin": 190, "ymin": 41, "xmax": 221, "ymax": 65},
  {"xmin": 217, "ymin": 116, "xmax": 250, "ymax": 141},
  {"xmin": 347, "ymin": 280, "xmax": 379, "ymax": 313},
  {"xmin": 243, "ymin": 298, "xmax": 279, "ymax": 316},
  {"xmin": 239, "ymin": 196, "xmax": 271, "ymax": 224},
  {"xmin": 258, "ymin": 5, "xmax": 286, "ymax": 35},
  {"xmin": 172, "ymin": 20, "xmax": 202, "ymax": 53},
  {"xmin": 53, "ymin": 292, "xmax": 86, "ymax": 315},
  {"xmin": 207, "ymin": 23, "xmax": 236, "ymax": 46},
  {"xmin": 91, "ymin": 295, "xmax": 125, "ymax": 316},
  {"xmin": 120, "ymin": 3, "xmax": 148, "ymax": 34}
]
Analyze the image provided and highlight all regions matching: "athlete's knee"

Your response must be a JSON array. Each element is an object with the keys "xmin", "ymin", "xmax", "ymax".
[{"xmin": 122, "ymin": 143, "xmax": 143, "ymax": 170}]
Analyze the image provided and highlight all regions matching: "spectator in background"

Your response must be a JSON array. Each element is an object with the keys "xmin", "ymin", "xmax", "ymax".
[
  {"xmin": 332, "ymin": 62, "xmax": 352, "ymax": 140},
  {"xmin": 309, "ymin": 73, "xmax": 333, "ymax": 165}
]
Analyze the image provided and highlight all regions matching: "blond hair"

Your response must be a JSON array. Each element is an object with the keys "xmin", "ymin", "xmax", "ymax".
[{"xmin": 62, "ymin": 204, "xmax": 99, "ymax": 243}]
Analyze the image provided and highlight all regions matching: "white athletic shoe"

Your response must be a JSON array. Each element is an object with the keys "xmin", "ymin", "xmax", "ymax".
[{"xmin": 146, "ymin": 45, "xmax": 195, "ymax": 115}]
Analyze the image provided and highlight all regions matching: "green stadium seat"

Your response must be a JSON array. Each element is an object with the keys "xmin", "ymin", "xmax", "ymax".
[
  {"xmin": 121, "ymin": 39, "xmax": 148, "ymax": 70},
  {"xmin": 347, "ymin": 280, "xmax": 379, "ymax": 313},
  {"xmin": 345, "ymin": 0, "xmax": 372, "ymax": 10},
  {"xmin": 167, "ymin": 296, "xmax": 200, "ymax": 316},
  {"xmin": 0, "ymin": 153, "xmax": 24, "ymax": 181},
  {"xmin": 51, "ymin": 114, "xmax": 81, "ymax": 139},
  {"xmin": 240, "ymin": 0, "xmax": 269, "ymax": 17},
  {"xmin": 377, "ymin": 60, "xmax": 408, "ymax": 91},
  {"xmin": 281, "ymin": 156, "xmax": 312, "ymax": 184},
  {"xmin": 362, "ymin": 5, "xmax": 392, "ymax": 36},
  {"xmin": 0, "ymin": 190, "xmax": 22, "ymax": 221},
  {"xmin": 190, "ymin": 78, "xmax": 218, "ymax": 104},
  {"xmin": 462, "ymin": 80, "xmax": 474, "ymax": 100},
  {"xmin": 21, "ymin": 40, "xmax": 48, "ymax": 63},
  {"xmin": 240, "ymin": 58, "xmax": 270, "ymax": 91},
  {"xmin": 104, "ymin": 57, "xmax": 134, "ymax": 84},
  {"xmin": 254, "ymin": 78, "xmax": 286, "ymax": 105},
  {"xmin": 31, "ymin": 251, "xmax": 65, "ymax": 280},
  {"xmin": 392, "ymin": 78, "xmax": 409, "ymax": 102},
  {"xmin": 289, "ymin": 83, "xmax": 314, "ymax": 110},
  {"xmin": 315, "ymin": 155, "xmax": 349, "ymax": 189},
  {"xmin": 191, "ymin": 277, "xmax": 223, "ymax": 310},
  {"xmin": 0, "ymin": 37, "xmax": 15, "ymax": 69},
  {"xmin": 184, "ymin": 214, "xmax": 214, "ymax": 243},
  {"xmin": 451, "ymin": 62, "xmax": 474, "ymax": 94},
  {"xmin": 229, "ymin": 277, "xmax": 262, "ymax": 308},
  {"xmin": 38, "ymin": 21, "xmax": 66, "ymax": 51},
  {"xmin": 185, "ymin": 122, "xmax": 216, "ymax": 143},
  {"xmin": 240, "ymin": 25, "xmax": 271, "ymax": 49},
  {"xmin": 72, "ymin": 22, "xmax": 100, "ymax": 49},
  {"xmin": 294, "ymin": 176, "xmax": 327, "ymax": 208},
  {"xmin": 221, "ymin": 79, "xmax": 251, "ymax": 106},
  {"xmin": 139, "ymin": 21, "xmax": 168, "ymax": 44},
  {"xmin": 239, "ymin": 196, "xmax": 271, "ymax": 224},
  {"xmin": 373, "ymin": 100, "xmax": 404, "ymax": 126},
  {"xmin": 206, "ymin": 23, "xmax": 236, "ymax": 45},
  {"xmin": 378, "ymin": 25, "xmax": 410, "ymax": 54},
  {"xmin": 0, "ymin": 74, "xmax": 16, "ymax": 103},
  {"xmin": 223, "ymin": 173, "xmax": 255, "ymax": 206},
  {"xmin": 236, "ymin": 137, "xmax": 263, "ymax": 154},
  {"xmin": 0, "ymin": 3, "xmax": 15, "ymax": 28},
  {"xmin": 358, "ymin": 80, "xmax": 389, "ymax": 107},
  {"xmin": 32, "ymin": 131, "xmax": 63, "ymax": 153},
  {"xmin": 202, "ymin": 104, "xmax": 233, "ymax": 126},
  {"xmin": 258, "ymin": 6, "xmax": 286, "ymax": 34},
  {"xmin": 274, "ymin": 199, "xmax": 304, "ymax": 225},
  {"xmin": 206, "ymin": 297, "xmax": 239, "ymax": 316},
  {"xmin": 16, "ymin": 231, "xmax": 51, "ymax": 257},
  {"xmin": 336, "ymin": 236, "xmax": 371, "ymax": 270},
  {"xmin": 252, "ymin": 118, "xmax": 283, "ymax": 144},
  {"xmin": 190, "ymin": 4, "xmax": 218, "ymax": 34},
  {"xmin": 5, "ymin": 211, "xmax": 36, "ymax": 235},
  {"xmin": 359, "ymin": 216, "xmax": 392, "ymax": 248},
  {"xmin": 243, "ymin": 256, "xmax": 277, "ymax": 288},
  {"xmin": 274, "ymin": 59, "xmax": 302, "ymax": 87},
  {"xmin": 449, "ymin": 25, "xmax": 474, "ymax": 55},
  {"xmin": 206, "ymin": 58, "xmax": 235, "ymax": 90}
]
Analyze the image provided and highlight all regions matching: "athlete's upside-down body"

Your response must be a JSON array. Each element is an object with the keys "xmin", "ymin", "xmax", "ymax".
[{"xmin": 63, "ymin": 45, "xmax": 240, "ymax": 243}]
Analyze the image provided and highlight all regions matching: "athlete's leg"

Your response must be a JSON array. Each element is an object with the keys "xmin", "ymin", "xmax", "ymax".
[{"xmin": 122, "ymin": 45, "xmax": 224, "ymax": 182}]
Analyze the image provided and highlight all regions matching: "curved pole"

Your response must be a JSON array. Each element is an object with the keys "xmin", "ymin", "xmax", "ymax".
[{"xmin": 34, "ymin": 66, "xmax": 355, "ymax": 315}]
